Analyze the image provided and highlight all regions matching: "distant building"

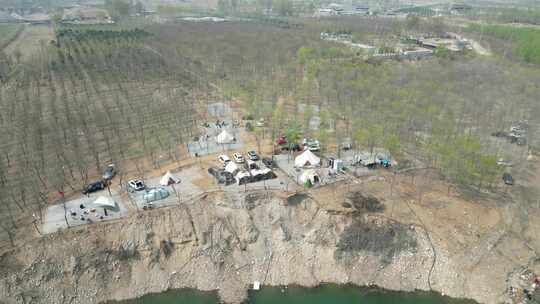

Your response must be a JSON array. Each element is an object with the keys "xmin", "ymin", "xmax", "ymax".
[
  {"xmin": 450, "ymin": 3, "xmax": 472, "ymax": 11},
  {"xmin": 62, "ymin": 6, "xmax": 112, "ymax": 24},
  {"xmin": 315, "ymin": 8, "xmax": 336, "ymax": 17},
  {"xmin": 0, "ymin": 11, "xmax": 19, "ymax": 23},
  {"xmin": 401, "ymin": 48, "xmax": 433, "ymax": 60},
  {"xmin": 21, "ymin": 13, "xmax": 51, "ymax": 24}
]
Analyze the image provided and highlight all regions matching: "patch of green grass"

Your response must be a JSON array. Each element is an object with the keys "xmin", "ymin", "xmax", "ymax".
[
  {"xmin": 0, "ymin": 24, "xmax": 23, "ymax": 47},
  {"xmin": 468, "ymin": 24, "xmax": 540, "ymax": 64}
]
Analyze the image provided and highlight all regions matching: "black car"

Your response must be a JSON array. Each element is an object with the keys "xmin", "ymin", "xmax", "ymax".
[
  {"xmin": 503, "ymin": 173, "xmax": 514, "ymax": 185},
  {"xmin": 281, "ymin": 143, "xmax": 302, "ymax": 152},
  {"xmin": 83, "ymin": 181, "xmax": 105, "ymax": 194},
  {"xmin": 102, "ymin": 164, "xmax": 116, "ymax": 181},
  {"xmin": 262, "ymin": 157, "xmax": 275, "ymax": 168},
  {"xmin": 208, "ymin": 167, "xmax": 235, "ymax": 185}
]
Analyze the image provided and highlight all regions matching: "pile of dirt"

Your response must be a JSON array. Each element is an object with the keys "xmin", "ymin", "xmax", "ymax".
[{"xmin": 335, "ymin": 217, "xmax": 417, "ymax": 264}]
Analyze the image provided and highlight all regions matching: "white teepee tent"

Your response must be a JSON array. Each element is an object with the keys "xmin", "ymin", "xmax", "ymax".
[
  {"xmin": 294, "ymin": 150, "xmax": 321, "ymax": 167},
  {"xmin": 160, "ymin": 171, "xmax": 181, "ymax": 186},
  {"xmin": 216, "ymin": 130, "xmax": 235, "ymax": 144}
]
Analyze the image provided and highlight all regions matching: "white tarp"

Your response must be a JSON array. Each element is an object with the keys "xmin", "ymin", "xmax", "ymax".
[
  {"xmin": 294, "ymin": 150, "xmax": 321, "ymax": 167},
  {"xmin": 299, "ymin": 169, "xmax": 320, "ymax": 185},
  {"xmin": 160, "ymin": 171, "xmax": 181, "ymax": 186},
  {"xmin": 93, "ymin": 196, "xmax": 117, "ymax": 209},
  {"xmin": 216, "ymin": 130, "xmax": 235, "ymax": 144}
]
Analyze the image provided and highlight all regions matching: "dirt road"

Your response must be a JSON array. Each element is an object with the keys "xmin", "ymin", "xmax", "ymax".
[{"xmin": 4, "ymin": 24, "xmax": 54, "ymax": 60}]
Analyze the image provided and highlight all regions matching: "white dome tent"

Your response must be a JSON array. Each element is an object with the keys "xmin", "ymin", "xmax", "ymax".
[
  {"xmin": 294, "ymin": 150, "xmax": 321, "ymax": 168},
  {"xmin": 216, "ymin": 130, "xmax": 235, "ymax": 144},
  {"xmin": 160, "ymin": 171, "xmax": 181, "ymax": 186},
  {"xmin": 92, "ymin": 196, "xmax": 117, "ymax": 210}
]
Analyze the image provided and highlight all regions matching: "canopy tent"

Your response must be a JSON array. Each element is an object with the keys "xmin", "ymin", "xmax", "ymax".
[
  {"xmin": 225, "ymin": 162, "xmax": 240, "ymax": 175},
  {"xmin": 294, "ymin": 150, "xmax": 321, "ymax": 167},
  {"xmin": 93, "ymin": 196, "xmax": 117, "ymax": 210},
  {"xmin": 299, "ymin": 169, "xmax": 320, "ymax": 186},
  {"xmin": 235, "ymin": 171, "xmax": 252, "ymax": 185},
  {"xmin": 250, "ymin": 169, "xmax": 266, "ymax": 181},
  {"xmin": 160, "ymin": 171, "xmax": 181, "ymax": 186},
  {"xmin": 249, "ymin": 168, "xmax": 276, "ymax": 181},
  {"xmin": 216, "ymin": 130, "xmax": 235, "ymax": 144}
]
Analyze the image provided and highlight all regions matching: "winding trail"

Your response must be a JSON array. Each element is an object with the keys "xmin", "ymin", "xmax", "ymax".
[{"xmin": 404, "ymin": 200, "xmax": 437, "ymax": 290}]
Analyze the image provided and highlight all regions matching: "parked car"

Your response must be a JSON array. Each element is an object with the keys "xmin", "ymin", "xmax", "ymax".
[
  {"xmin": 82, "ymin": 181, "xmax": 105, "ymax": 194},
  {"xmin": 340, "ymin": 138, "xmax": 352, "ymax": 150},
  {"xmin": 102, "ymin": 164, "xmax": 116, "ymax": 181},
  {"xmin": 233, "ymin": 152, "xmax": 245, "ymax": 163},
  {"xmin": 256, "ymin": 118, "xmax": 265, "ymax": 127},
  {"xmin": 281, "ymin": 143, "xmax": 302, "ymax": 152},
  {"xmin": 262, "ymin": 157, "xmax": 275, "ymax": 168},
  {"xmin": 275, "ymin": 136, "xmax": 287, "ymax": 145},
  {"xmin": 491, "ymin": 131, "xmax": 508, "ymax": 138},
  {"xmin": 496, "ymin": 158, "xmax": 512, "ymax": 167},
  {"xmin": 143, "ymin": 187, "xmax": 170, "ymax": 203},
  {"xmin": 128, "ymin": 179, "xmax": 146, "ymax": 192},
  {"xmin": 218, "ymin": 154, "xmax": 231, "ymax": 165},
  {"xmin": 303, "ymin": 138, "xmax": 320, "ymax": 151},
  {"xmin": 503, "ymin": 173, "xmax": 514, "ymax": 185},
  {"xmin": 246, "ymin": 159, "xmax": 259, "ymax": 170},
  {"xmin": 247, "ymin": 150, "xmax": 259, "ymax": 161}
]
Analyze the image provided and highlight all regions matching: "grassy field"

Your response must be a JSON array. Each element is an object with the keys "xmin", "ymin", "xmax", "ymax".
[
  {"xmin": 468, "ymin": 23, "xmax": 540, "ymax": 64},
  {"xmin": 0, "ymin": 23, "xmax": 23, "ymax": 48}
]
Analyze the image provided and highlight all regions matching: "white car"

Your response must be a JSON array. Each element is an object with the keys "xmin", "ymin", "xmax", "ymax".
[
  {"xmin": 233, "ymin": 152, "xmax": 245, "ymax": 163},
  {"xmin": 218, "ymin": 155, "xmax": 231, "ymax": 165},
  {"xmin": 496, "ymin": 158, "xmax": 512, "ymax": 167},
  {"xmin": 303, "ymin": 138, "xmax": 320, "ymax": 152},
  {"xmin": 128, "ymin": 179, "xmax": 146, "ymax": 192}
]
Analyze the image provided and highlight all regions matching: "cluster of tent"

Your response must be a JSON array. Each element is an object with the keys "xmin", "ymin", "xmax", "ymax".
[{"xmin": 224, "ymin": 162, "xmax": 277, "ymax": 185}]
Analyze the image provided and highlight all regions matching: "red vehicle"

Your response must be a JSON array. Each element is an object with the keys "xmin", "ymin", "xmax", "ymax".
[{"xmin": 275, "ymin": 136, "xmax": 287, "ymax": 145}]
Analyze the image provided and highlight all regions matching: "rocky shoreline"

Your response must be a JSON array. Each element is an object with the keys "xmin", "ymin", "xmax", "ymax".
[{"xmin": 0, "ymin": 190, "xmax": 518, "ymax": 304}]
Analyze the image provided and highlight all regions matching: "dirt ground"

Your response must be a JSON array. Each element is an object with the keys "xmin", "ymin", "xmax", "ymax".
[
  {"xmin": 2, "ymin": 152, "xmax": 540, "ymax": 303},
  {"xmin": 1, "ymin": 39, "xmax": 539, "ymax": 303}
]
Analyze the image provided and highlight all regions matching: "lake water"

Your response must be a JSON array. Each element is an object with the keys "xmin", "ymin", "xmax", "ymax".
[{"xmin": 111, "ymin": 284, "xmax": 477, "ymax": 304}]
